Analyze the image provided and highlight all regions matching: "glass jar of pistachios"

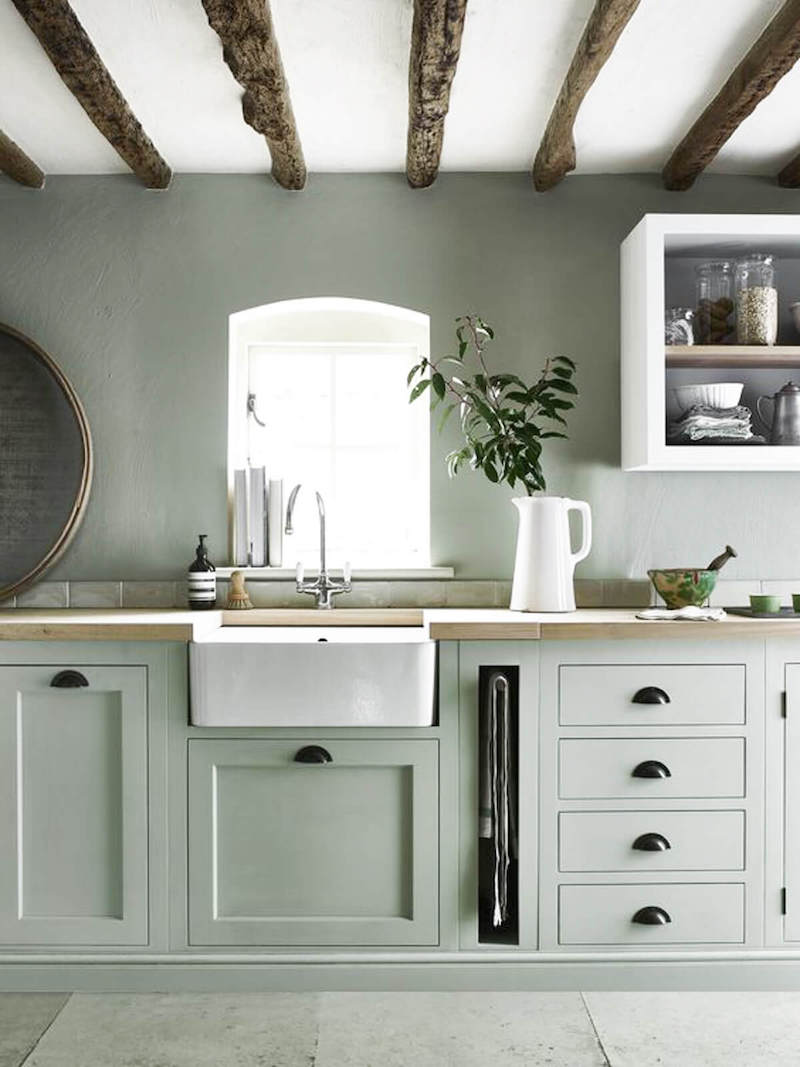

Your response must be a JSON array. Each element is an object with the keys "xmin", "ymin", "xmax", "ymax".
[{"xmin": 735, "ymin": 253, "xmax": 777, "ymax": 345}]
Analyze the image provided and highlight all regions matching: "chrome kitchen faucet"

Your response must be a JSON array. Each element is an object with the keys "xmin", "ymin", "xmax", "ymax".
[{"xmin": 285, "ymin": 484, "xmax": 352, "ymax": 609}]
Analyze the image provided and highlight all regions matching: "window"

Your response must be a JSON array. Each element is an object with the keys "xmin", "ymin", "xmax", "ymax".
[{"xmin": 229, "ymin": 299, "xmax": 430, "ymax": 569}]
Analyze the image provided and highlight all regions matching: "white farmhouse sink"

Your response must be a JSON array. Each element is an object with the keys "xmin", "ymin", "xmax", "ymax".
[{"xmin": 189, "ymin": 627, "xmax": 436, "ymax": 727}]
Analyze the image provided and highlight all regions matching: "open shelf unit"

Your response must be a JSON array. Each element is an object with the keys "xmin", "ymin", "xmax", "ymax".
[{"xmin": 622, "ymin": 214, "xmax": 800, "ymax": 471}]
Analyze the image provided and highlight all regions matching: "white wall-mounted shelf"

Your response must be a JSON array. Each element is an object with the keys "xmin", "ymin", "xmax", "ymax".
[{"xmin": 622, "ymin": 213, "xmax": 800, "ymax": 471}]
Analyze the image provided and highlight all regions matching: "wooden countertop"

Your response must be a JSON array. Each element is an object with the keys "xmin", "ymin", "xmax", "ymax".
[
  {"xmin": 0, "ymin": 609, "xmax": 224, "ymax": 641},
  {"xmin": 0, "ymin": 607, "xmax": 799, "ymax": 641},
  {"xmin": 426, "ymin": 608, "xmax": 800, "ymax": 640}
]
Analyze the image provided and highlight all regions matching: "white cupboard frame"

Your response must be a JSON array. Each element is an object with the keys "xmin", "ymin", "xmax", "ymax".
[{"xmin": 621, "ymin": 213, "xmax": 800, "ymax": 471}]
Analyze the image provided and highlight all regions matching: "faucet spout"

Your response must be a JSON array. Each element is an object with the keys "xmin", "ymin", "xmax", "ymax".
[{"xmin": 284, "ymin": 485, "xmax": 351, "ymax": 609}]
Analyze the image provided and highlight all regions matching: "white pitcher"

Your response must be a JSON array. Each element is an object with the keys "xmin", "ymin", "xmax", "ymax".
[{"xmin": 509, "ymin": 496, "xmax": 592, "ymax": 612}]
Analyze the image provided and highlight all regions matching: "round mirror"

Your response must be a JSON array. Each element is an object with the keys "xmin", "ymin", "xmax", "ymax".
[{"xmin": 0, "ymin": 323, "xmax": 92, "ymax": 600}]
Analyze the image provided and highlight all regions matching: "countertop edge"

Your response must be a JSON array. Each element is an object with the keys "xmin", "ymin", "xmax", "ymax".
[{"xmin": 1, "ymin": 607, "xmax": 800, "ymax": 641}]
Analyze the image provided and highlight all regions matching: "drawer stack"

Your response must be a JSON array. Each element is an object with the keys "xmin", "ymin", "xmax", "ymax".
[{"xmin": 543, "ymin": 662, "xmax": 752, "ymax": 949}]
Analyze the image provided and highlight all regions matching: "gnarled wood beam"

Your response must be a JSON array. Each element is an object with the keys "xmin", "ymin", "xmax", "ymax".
[
  {"xmin": 407, "ymin": 0, "xmax": 468, "ymax": 189},
  {"xmin": 664, "ymin": 0, "xmax": 800, "ymax": 191},
  {"xmin": 0, "ymin": 130, "xmax": 44, "ymax": 188},
  {"xmin": 10, "ymin": 0, "xmax": 170, "ymax": 189},
  {"xmin": 533, "ymin": 0, "xmax": 641, "ymax": 192},
  {"xmin": 202, "ymin": 0, "xmax": 306, "ymax": 191}
]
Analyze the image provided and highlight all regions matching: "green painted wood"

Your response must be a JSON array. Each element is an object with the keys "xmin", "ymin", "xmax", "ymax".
[
  {"xmin": 0, "ymin": 663, "xmax": 148, "ymax": 945},
  {"xmin": 187, "ymin": 738, "xmax": 438, "ymax": 946},
  {"xmin": 785, "ymin": 664, "xmax": 800, "ymax": 942}
]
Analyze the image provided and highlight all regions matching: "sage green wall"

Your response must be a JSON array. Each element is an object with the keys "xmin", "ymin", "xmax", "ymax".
[{"xmin": 1, "ymin": 173, "xmax": 798, "ymax": 580}]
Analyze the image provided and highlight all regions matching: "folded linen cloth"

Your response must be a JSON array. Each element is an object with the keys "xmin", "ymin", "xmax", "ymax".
[
  {"xmin": 668, "ymin": 403, "xmax": 753, "ymax": 442},
  {"xmin": 636, "ymin": 606, "xmax": 726, "ymax": 622}
]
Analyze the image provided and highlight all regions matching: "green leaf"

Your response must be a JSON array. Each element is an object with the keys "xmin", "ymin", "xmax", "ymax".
[
  {"xmin": 552, "ymin": 365, "xmax": 573, "ymax": 379},
  {"xmin": 553, "ymin": 355, "xmax": 576, "ymax": 369},
  {"xmin": 484, "ymin": 460, "xmax": 499, "ymax": 483},
  {"xmin": 458, "ymin": 340, "xmax": 468, "ymax": 358},
  {"xmin": 431, "ymin": 372, "xmax": 446, "ymax": 400},
  {"xmin": 409, "ymin": 379, "xmax": 431, "ymax": 402},
  {"xmin": 438, "ymin": 403, "xmax": 457, "ymax": 432},
  {"xmin": 406, "ymin": 363, "xmax": 420, "ymax": 385},
  {"xmin": 546, "ymin": 378, "xmax": 578, "ymax": 395},
  {"xmin": 540, "ymin": 430, "xmax": 568, "ymax": 439}
]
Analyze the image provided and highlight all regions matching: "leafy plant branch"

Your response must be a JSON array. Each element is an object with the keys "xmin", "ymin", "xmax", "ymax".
[{"xmin": 408, "ymin": 315, "xmax": 577, "ymax": 495}]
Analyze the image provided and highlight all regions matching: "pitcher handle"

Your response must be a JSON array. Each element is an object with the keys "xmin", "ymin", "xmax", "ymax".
[
  {"xmin": 755, "ymin": 395, "xmax": 772, "ymax": 436},
  {"xmin": 566, "ymin": 499, "xmax": 592, "ymax": 565}
]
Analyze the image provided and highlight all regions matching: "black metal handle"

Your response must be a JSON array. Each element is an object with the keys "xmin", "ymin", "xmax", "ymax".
[
  {"xmin": 294, "ymin": 745, "xmax": 332, "ymax": 764},
  {"xmin": 632, "ymin": 686, "xmax": 670, "ymax": 705},
  {"xmin": 632, "ymin": 759, "xmax": 671, "ymax": 779},
  {"xmin": 632, "ymin": 832, "xmax": 672, "ymax": 852},
  {"xmin": 632, "ymin": 905, "xmax": 672, "ymax": 925},
  {"xmin": 50, "ymin": 669, "xmax": 89, "ymax": 689}
]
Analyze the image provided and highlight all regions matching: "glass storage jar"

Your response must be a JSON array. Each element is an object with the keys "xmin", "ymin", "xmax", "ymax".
[
  {"xmin": 736, "ymin": 253, "xmax": 777, "ymax": 345},
  {"xmin": 665, "ymin": 307, "xmax": 694, "ymax": 345},
  {"xmin": 694, "ymin": 261, "xmax": 734, "ymax": 344}
]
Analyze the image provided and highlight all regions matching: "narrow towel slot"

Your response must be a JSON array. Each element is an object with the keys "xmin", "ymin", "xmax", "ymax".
[{"xmin": 477, "ymin": 665, "xmax": 519, "ymax": 945}]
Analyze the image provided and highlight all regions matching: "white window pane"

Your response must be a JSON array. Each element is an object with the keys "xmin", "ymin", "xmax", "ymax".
[{"xmin": 241, "ymin": 333, "xmax": 429, "ymax": 568}]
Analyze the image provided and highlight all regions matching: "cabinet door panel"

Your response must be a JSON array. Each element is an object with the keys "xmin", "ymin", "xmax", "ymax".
[
  {"xmin": 188, "ymin": 739, "xmax": 438, "ymax": 946},
  {"xmin": 0, "ymin": 666, "xmax": 148, "ymax": 945},
  {"xmin": 785, "ymin": 665, "xmax": 800, "ymax": 940}
]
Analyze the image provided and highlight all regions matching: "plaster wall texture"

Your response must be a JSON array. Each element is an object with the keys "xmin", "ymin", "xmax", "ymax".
[{"xmin": 1, "ymin": 172, "xmax": 797, "ymax": 580}]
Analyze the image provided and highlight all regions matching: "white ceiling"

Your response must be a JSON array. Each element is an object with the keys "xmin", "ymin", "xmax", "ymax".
[{"xmin": 1, "ymin": 0, "xmax": 799, "ymax": 177}]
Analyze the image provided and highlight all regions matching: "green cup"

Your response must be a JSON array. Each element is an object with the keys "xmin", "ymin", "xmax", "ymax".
[{"xmin": 750, "ymin": 594, "xmax": 782, "ymax": 614}]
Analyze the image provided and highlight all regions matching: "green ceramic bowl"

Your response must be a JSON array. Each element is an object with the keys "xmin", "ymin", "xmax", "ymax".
[{"xmin": 647, "ymin": 568, "xmax": 718, "ymax": 609}]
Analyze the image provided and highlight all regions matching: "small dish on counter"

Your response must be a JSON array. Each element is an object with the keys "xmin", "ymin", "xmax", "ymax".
[{"xmin": 750, "ymin": 594, "xmax": 782, "ymax": 614}]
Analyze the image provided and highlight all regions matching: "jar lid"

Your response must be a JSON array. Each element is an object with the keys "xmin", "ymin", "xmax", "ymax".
[
  {"xmin": 738, "ymin": 252, "xmax": 774, "ymax": 265},
  {"xmin": 695, "ymin": 260, "xmax": 733, "ymax": 272}
]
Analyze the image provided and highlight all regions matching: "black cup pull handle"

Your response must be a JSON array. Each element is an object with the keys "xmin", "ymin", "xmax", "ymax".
[
  {"xmin": 632, "ymin": 832, "xmax": 672, "ymax": 851},
  {"xmin": 632, "ymin": 759, "xmax": 672, "ymax": 779},
  {"xmin": 50, "ymin": 670, "xmax": 89, "ymax": 689},
  {"xmin": 632, "ymin": 906, "xmax": 672, "ymax": 925},
  {"xmin": 294, "ymin": 745, "xmax": 333, "ymax": 764},
  {"xmin": 632, "ymin": 686, "xmax": 671, "ymax": 705}
]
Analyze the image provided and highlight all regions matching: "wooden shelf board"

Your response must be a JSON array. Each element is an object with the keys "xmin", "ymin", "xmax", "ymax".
[{"xmin": 666, "ymin": 345, "xmax": 800, "ymax": 368}]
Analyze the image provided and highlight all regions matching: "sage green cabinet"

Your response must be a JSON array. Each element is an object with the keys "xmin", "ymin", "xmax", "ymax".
[
  {"xmin": 187, "ymin": 738, "xmax": 439, "ymax": 946},
  {"xmin": 785, "ymin": 664, "xmax": 800, "ymax": 941},
  {"xmin": 0, "ymin": 665, "xmax": 149, "ymax": 946}
]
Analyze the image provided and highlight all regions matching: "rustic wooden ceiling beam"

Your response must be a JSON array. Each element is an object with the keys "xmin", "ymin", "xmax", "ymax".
[
  {"xmin": 10, "ymin": 0, "xmax": 171, "ymax": 189},
  {"xmin": 0, "ymin": 130, "xmax": 44, "ymax": 188},
  {"xmin": 664, "ymin": 0, "xmax": 800, "ymax": 191},
  {"xmin": 202, "ymin": 0, "xmax": 306, "ymax": 191},
  {"xmin": 533, "ymin": 0, "xmax": 641, "ymax": 192},
  {"xmin": 406, "ymin": 0, "xmax": 468, "ymax": 189}
]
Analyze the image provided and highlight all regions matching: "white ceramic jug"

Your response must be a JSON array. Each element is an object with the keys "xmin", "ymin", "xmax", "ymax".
[{"xmin": 509, "ymin": 496, "xmax": 592, "ymax": 612}]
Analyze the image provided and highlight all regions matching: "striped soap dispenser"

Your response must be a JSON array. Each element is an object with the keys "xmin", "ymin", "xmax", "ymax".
[{"xmin": 187, "ymin": 534, "xmax": 217, "ymax": 610}]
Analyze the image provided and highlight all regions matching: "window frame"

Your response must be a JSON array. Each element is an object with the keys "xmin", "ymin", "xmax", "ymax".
[{"xmin": 228, "ymin": 297, "xmax": 432, "ymax": 572}]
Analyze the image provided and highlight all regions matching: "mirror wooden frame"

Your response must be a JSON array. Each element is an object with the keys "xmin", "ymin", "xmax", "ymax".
[{"xmin": 0, "ymin": 323, "xmax": 93, "ymax": 601}]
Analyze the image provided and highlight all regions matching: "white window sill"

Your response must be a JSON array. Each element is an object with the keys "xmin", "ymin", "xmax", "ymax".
[{"xmin": 214, "ymin": 567, "xmax": 455, "ymax": 581}]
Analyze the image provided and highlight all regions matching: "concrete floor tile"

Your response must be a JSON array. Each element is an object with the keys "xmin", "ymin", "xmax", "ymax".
[
  {"xmin": 24, "ymin": 993, "xmax": 321, "ymax": 1067},
  {"xmin": 584, "ymin": 991, "xmax": 800, "ymax": 1066},
  {"xmin": 316, "ymin": 992, "xmax": 607, "ymax": 1066},
  {"xmin": 0, "ymin": 994, "xmax": 69, "ymax": 1067}
]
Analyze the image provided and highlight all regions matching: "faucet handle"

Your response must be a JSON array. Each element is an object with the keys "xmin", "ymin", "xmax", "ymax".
[
  {"xmin": 343, "ymin": 561, "xmax": 352, "ymax": 585},
  {"xmin": 295, "ymin": 561, "xmax": 304, "ymax": 586}
]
